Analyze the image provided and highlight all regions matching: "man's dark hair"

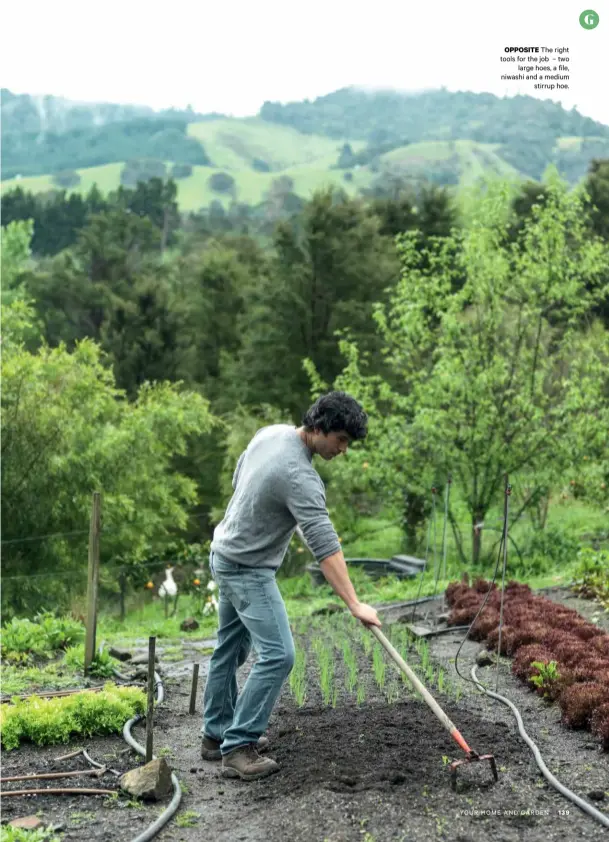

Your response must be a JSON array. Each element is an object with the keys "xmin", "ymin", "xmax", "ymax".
[{"xmin": 301, "ymin": 391, "xmax": 368, "ymax": 441}]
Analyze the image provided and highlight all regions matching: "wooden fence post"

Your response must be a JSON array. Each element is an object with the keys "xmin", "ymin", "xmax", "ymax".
[
  {"xmin": 189, "ymin": 663, "xmax": 200, "ymax": 715},
  {"xmin": 84, "ymin": 492, "xmax": 101, "ymax": 675}
]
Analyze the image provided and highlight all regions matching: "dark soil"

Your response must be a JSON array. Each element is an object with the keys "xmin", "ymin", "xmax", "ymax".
[{"xmin": 1, "ymin": 586, "xmax": 608, "ymax": 842}]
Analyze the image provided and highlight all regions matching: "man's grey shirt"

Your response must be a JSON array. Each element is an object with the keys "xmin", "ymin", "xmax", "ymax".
[{"xmin": 211, "ymin": 424, "xmax": 341, "ymax": 570}]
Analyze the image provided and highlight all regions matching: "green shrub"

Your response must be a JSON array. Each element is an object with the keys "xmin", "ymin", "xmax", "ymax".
[
  {"xmin": 121, "ymin": 158, "xmax": 167, "ymax": 187},
  {"xmin": 170, "ymin": 163, "xmax": 193, "ymax": 179},
  {"xmin": 34, "ymin": 611, "xmax": 84, "ymax": 651},
  {"xmin": 53, "ymin": 169, "xmax": 81, "ymax": 188},
  {"xmin": 0, "ymin": 683, "xmax": 146, "ymax": 750},
  {"xmin": 572, "ymin": 547, "xmax": 609, "ymax": 607},
  {"xmin": 0, "ymin": 612, "xmax": 84, "ymax": 664},
  {"xmin": 0, "ymin": 618, "xmax": 48, "ymax": 663},
  {"xmin": 524, "ymin": 527, "xmax": 580, "ymax": 573},
  {"xmin": 63, "ymin": 644, "xmax": 115, "ymax": 678},
  {"xmin": 208, "ymin": 172, "xmax": 235, "ymax": 193}
]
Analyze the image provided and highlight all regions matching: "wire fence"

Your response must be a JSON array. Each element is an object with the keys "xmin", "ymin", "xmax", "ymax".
[{"xmin": 0, "ymin": 500, "xmax": 516, "ymax": 628}]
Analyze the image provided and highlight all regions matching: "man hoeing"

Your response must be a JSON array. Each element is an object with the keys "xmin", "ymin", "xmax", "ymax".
[{"xmin": 201, "ymin": 391, "xmax": 382, "ymax": 780}]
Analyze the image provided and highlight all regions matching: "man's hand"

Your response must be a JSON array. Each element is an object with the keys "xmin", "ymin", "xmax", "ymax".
[{"xmin": 349, "ymin": 601, "xmax": 382, "ymax": 627}]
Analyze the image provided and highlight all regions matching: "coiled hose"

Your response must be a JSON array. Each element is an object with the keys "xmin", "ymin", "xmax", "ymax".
[{"xmin": 120, "ymin": 670, "xmax": 183, "ymax": 842}]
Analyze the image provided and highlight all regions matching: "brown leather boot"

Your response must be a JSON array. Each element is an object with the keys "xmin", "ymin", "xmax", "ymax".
[
  {"xmin": 201, "ymin": 734, "xmax": 269, "ymax": 761},
  {"xmin": 221, "ymin": 743, "xmax": 279, "ymax": 780}
]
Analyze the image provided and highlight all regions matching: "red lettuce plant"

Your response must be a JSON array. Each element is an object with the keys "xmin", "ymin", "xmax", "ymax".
[{"xmin": 559, "ymin": 682, "xmax": 607, "ymax": 728}]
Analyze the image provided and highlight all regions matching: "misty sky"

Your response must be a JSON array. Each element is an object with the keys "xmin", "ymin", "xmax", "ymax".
[{"xmin": 2, "ymin": 0, "xmax": 607, "ymax": 126}]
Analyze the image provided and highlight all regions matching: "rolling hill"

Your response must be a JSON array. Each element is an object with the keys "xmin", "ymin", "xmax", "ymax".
[{"xmin": 2, "ymin": 87, "xmax": 609, "ymax": 211}]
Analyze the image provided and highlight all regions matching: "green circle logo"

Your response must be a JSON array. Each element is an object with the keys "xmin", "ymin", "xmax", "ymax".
[{"xmin": 579, "ymin": 9, "xmax": 599, "ymax": 28}]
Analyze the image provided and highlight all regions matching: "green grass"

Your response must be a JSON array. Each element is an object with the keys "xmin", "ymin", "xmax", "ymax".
[
  {"xmin": 97, "ymin": 595, "xmax": 218, "ymax": 645},
  {"xmin": 380, "ymin": 140, "xmax": 521, "ymax": 186},
  {"xmin": 186, "ymin": 117, "xmax": 366, "ymax": 171},
  {"xmin": 1, "ymin": 159, "xmax": 371, "ymax": 212},
  {"xmin": 0, "ymin": 662, "xmax": 82, "ymax": 696}
]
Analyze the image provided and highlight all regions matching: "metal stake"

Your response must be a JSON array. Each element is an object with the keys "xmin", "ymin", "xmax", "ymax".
[{"xmin": 145, "ymin": 636, "xmax": 156, "ymax": 762}]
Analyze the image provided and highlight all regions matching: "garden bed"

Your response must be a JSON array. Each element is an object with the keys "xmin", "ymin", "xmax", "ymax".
[{"xmin": 1, "ymin": 588, "xmax": 608, "ymax": 842}]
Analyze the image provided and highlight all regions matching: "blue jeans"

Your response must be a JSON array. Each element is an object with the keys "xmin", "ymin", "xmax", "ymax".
[{"xmin": 202, "ymin": 551, "xmax": 295, "ymax": 755}]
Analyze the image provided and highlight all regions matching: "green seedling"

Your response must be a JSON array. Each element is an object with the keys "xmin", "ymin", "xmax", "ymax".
[
  {"xmin": 356, "ymin": 681, "xmax": 366, "ymax": 706},
  {"xmin": 529, "ymin": 660, "xmax": 561, "ymax": 698},
  {"xmin": 289, "ymin": 645, "xmax": 307, "ymax": 706},
  {"xmin": 372, "ymin": 645, "xmax": 386, "ymax": 690},
  {"xmin": 176, "ymin": 810, "xmax": 200, "ymax": 828}
]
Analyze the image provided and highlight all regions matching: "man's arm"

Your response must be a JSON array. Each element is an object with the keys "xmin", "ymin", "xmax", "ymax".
[{"xmin": 320, "ymin": 548, "xmax": 381, "ymax": 626}]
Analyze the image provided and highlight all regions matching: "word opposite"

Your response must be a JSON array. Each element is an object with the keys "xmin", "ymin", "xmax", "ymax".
[{"xmin": 501, "ymin": 46, "xmax": 570, "ymax": 91}]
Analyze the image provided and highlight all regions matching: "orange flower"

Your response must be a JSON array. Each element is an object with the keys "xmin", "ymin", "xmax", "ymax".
[
  {"xmin": 193, "ymin": 578, "xmax": 201, "ymax": 586},
  {"xmin": 145, "ymin": 580, "xmax": 154, "ymax": 590}
]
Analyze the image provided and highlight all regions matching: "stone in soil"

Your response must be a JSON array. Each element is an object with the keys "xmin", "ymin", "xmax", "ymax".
[
  {"xmin": 180, "ymin": 617, "xmax": 200, "ymax": 631},
  {"xmin": 120, "ymin": 757, "xmax": 172, "ymax": 800},
  {"xmin": 9, "ymin": 816, "xmax": 44, "ymax": 829},
  {"xmin": 108, "ymin": 647, "xmax": 132, "ymax": 661}
]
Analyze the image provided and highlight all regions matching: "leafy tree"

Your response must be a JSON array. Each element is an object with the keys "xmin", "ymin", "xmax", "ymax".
[
  {"xmin": 171, "ymin": 163, "xmax": 193, "ymax": 179},
  {"xmin": 75, "ymin": 208, "xmax": 160, "ymax": 285},
  {"xmin": 53, "ymin": 170, "xmax": 81, "ymax": 188},
  {"xmin": 3, "ymin": 115, "xmax": 211, "ymax": 179},
  {"xmin": 303, "ymin": 173, "xmax": 609, "ymax": 561},
  {"xmin": 252, "ymin": 158, "xmax": 271, "ymax": 172},
  {"xmin": 1, "ymin": 220, "xmax": 34, "ymax": 307},
  {"xmin": 583, "ymin": 159, "xmax": 609, "ymax": 241},
  {"xmin": 100, "ymin": 272, "xmax": 185, "ymax": 397},
  {"xmin": 1, "ymin": 185, "xmax": 110, "ymax": 257},
  {"xmin": 216, "ymin": 187, "xmax": 400, "ymax": 420},
  {"xmin": 111, "ymin": 178, "xmax": 180, "ymax": 251},
  {"xmin": 1, "ymin": 300, "xmax": 218, "ymax": 617},
  {"xmin": 209, "ymin": 172, "xmax": 236, "ymax": 194},
  {"xmin": 21, "ymin": 209, "xmax": 161, "ymax": 350},
  {"xmin": 120, "ymin": 158, "xmax": 167, "ymax": 187},
  {"xmin": 336, "ymin": 143, "xmax": 355, "ymax": 168}
]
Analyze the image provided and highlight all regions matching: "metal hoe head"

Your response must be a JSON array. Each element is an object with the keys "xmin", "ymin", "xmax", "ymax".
[{"xmin": 449, "ymin": 749, "xmax": 499, "ymax": 791}]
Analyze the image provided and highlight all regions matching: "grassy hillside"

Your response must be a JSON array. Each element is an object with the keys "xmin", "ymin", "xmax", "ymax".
[
  {"xmin": 1, "ymin": 114, "xmax": 599, "ymax": 211},
  {"xmin": 380, "ymin": 140, "xmax": 522, "ymax": 184},
  {"xmin": 186, "ymin": 117, "xmax": 366, "ymax": 170},
  {"xmin": 0, "ymin": 160, "xmax": 373, "ymax": 212}
]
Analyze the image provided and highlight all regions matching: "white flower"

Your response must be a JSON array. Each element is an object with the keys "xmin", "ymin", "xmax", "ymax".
[{"xmin": 207, "ymin": 580, "xmax": 217, "ymax": 592}]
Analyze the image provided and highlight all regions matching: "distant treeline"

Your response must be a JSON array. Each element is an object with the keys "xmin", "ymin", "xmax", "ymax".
[
  {"xmin": 261, "ymin": 88, "xmax": 609, "ymax": 181},
  {"xmin": 2, "ymin": 118, "xmax": 212, "ymax": 180}
]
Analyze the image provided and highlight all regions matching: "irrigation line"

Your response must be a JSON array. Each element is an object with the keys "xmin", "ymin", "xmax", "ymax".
[
  {"xmin": 399, "ymin": 602, "xmax": 609, "ymax": 829},
  {"xmin": 408, "ymin": 489, "xmax": 435, "ymax": 640},
  {"xmin": 470, "ymin": 665, "xmax": 609, "ymax": 830},
  {"xmin": 495, "ymin": 480, "xmax": 511, "ymax": 693},
  {"xmin": 0, "ymin": 787, "xmax": 115, "ymax": 798},
  {"xmin": 440, "ymin": 476, "xmax": 452, "ymax": 582}
]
